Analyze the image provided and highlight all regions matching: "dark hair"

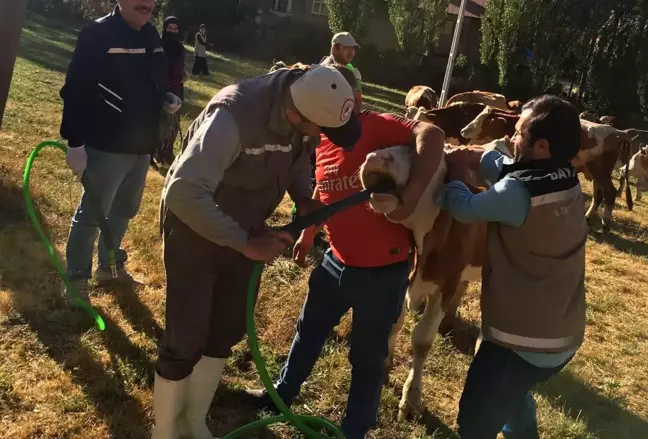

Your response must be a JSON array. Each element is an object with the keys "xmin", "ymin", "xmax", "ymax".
[
  {"xmin": 199, "ymin": 24, "xmax": 207, "ymax": 29},
  {"xmin": 521, "ymin": 95, "xmax": 581, "ymax": 162}
]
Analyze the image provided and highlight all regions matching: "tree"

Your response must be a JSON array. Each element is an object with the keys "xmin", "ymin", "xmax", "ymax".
[
  {"xmin": 387, "ymin": 0, "xmax": 447, "ymax": 55},
  {"xmin": 160, "ymin": 0, "xmax": 241, "ymax": 32},
  {"xmin": 481, "ymin": 0, "xmax": 648, "ymax": 118},
  {"xmin": 325, "ymin": 0, "xmax": 376, "ymax": 39}
]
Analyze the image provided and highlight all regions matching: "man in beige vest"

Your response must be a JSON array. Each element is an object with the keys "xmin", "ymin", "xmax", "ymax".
[
  {"xmin": 152, "ymin": 64, "xmax": 361, "ymax": 439},
  {"xmin": 437, "ymin": 95, "xmax": 586, "ymax": 439}
]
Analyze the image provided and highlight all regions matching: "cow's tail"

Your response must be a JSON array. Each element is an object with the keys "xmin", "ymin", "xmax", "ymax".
[{"xmin": 623, "ymin": 140, "xmax": 634, "ymax": 211}]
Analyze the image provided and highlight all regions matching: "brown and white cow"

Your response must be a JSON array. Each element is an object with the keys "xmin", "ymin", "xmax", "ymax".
[
  {"xmin": 405, "ymin": 86, "xmax": 438, "ymax": 113},
  {"xmin": 618, "ymin": 129, "xmax": 648, "ymax": 199},
  {"xmin": 459, "ymin": 110, "xmax": 633, "ymax": 231},
  {"xmin": 359, "ymin": 138, "xmax": 509, "ymax": 421},
  {"xmin": 407, "ymin": 103, "xmax": 490, "ymax": 145},
  {"xmin": 446, "ymin": 90, "xmax": 518, "ymax": 112},
  {"xmin": 460, "ymin": 105, "xmax": 519, "ymax": 145},
  {"xmin": 618, "ymin": 145, "xmax": 648, "ymax": 201}
]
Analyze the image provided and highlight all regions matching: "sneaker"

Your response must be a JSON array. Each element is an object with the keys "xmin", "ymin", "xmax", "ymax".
[
  {"xmin": 64, "ymin": 278, "xmax": 90, "ymax": 307},
  {"xmin": 95, "ymin": 267, "xmax": 145, "ymax": 286}
]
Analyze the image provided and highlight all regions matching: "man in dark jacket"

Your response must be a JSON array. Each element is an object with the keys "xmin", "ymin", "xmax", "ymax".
[{"xmin": 60, "ymin": 0, "xmax": 181, "ymax": 301}]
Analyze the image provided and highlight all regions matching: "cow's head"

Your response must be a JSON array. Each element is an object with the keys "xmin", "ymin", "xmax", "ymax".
[
  {"xmin": 405, "ymin": 86, "xmax": 438, "ymax": 111},
  {"xmin": 360, "ymin": 146, "xmax": 413, "ymax": 215},
  {"xmin": 579, "ymin": 111, "xmax": 598, "ymax": 122},
  {"xmin": 405, "ymin": 106, "xmax": 424, "ymax": 119},
  {"xmin": 486, "ymin": 136, "xmax": 514, "ymax": 159},
  {"xmin": 628, "ymin": 145, "xmax": 648, "ymax": 191},
  {"xmin": 507, "ymin": 100, "xmax": 522, "ymax": 113},
  {"xmin": 460, "ymin": 106, "xmax": 493, "ymax": 141}
]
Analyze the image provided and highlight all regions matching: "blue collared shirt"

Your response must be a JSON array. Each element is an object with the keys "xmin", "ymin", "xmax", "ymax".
[{"xmin": 436, "ymin": 150, "xmax": 576, "ymax": 368}]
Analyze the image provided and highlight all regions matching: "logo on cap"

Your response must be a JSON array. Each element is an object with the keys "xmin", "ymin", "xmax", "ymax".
[{"xmin": 341, "ymin": 99, "xmax": 354, "ymax": 123}]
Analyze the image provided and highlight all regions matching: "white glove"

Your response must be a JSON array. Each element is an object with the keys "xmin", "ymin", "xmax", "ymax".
[
  {"xmin": 164, "ymin": 92, "xmax": 182, "ymax": 115},
  {"xmin": 353, "ymin": 67, "xmax": 362, "ymax": 83},
  {"xmin": 66, "ymin": 145, "xmax": 87, "ymax": 179}
]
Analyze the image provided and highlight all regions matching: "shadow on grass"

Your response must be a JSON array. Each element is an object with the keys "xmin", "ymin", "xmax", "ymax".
[
  {"xmin": 588, "ymin": 214, "xmax": 648, "ymax": 258},
  {"xmin": 1, "ymin": 175, "xmax": 157, "ymax": 436},
  {"xmin": 540, "ymin": 370, "xmax": 648, "ymax": 439},
  {"xmin": 210, "ymin": 386, "xmax": 280, "ymax": 438},
  {"xmin": 0, "ymin": 176, "xmax": 282, "ymax": 438},
  {"xmin": 101, "ymin": 283, "xmax": 164, "ymax": 342},
  {"xmin": 419, "ymin": 409, "xmax": 459, "ymax": 438}
]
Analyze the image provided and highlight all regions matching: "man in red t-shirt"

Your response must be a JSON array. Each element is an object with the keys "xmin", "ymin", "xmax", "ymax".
[{"xmin": 248, "ymin": 84, "xmax": 445, "ymax": 438}]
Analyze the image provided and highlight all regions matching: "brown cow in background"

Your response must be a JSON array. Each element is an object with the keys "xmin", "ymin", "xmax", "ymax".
[
  {"xmin": 404, "ymin": 85, "xmax": 438, "ymax": 113},
  {"xmin": 446, "ymin": 90, "xmax": 521, "ymax": 113}
]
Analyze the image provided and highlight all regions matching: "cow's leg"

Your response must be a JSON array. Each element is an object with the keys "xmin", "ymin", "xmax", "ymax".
[
  {"xmin": 601, "ymin": 177, "xmax": 617, "ymax": 233},
  {"xmin": 385, "ymin": 302, "xmax": 407, "ymax": 382},
  {"xmin": 438, "ymin": 281, "xmax": 467, "ymax": 335},
  {"xmin": 617, "ymin": 174, "xmax": 626, "ymax": 197},
  {"xmin": 398, "ymin": 288, "xmax": 443, "ymax": 421},
  {"xmin": 637, "ymin": 188, "xmax": 642, "ymax": 201},
  {"xmin": 585, "ymin": 179, "xmax": 603, "ymax": 226}
]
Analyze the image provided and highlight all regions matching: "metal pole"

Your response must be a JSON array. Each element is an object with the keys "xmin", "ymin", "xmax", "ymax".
[
  {"xmin": 0, "ymin": 0, "xmax": 28, "ymax": 129},
  {"xmin": 439, "ymin": 0, "xmax": 469, "ymax": 107}
]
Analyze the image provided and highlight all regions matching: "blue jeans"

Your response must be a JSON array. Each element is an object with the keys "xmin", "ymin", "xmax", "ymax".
[
  {"xmin": 457, "ymin": 341, "xmax": 571, "ymax": 439},
  {"xmin": 275, "ymin": 250, "xmax": 409, "ymax": 439},
  {"xmin": 66, "ymin": 147, "xmax": 150, "ymax": 279}
]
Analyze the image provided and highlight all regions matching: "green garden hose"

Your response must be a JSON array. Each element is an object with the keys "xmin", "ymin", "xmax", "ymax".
[
  {"xmin": 224, "ymin": 262, "xmax": 344, "ymax": 439},
  {"xmin": 23, "ymin": 141, "xmax": 108, "ymax": 331},
  {"xmin": 25, "ymin": 140, "xmax": 394, "ymax": 438}
]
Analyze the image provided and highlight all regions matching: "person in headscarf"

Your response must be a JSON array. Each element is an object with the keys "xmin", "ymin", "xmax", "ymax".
[
  {"xmin": 162, "ymin": 16, "xmax": 186, "ymax": 100},
  {"xmin": 192, "ymin": 24, "xmax": 210, "ymax": 76},
  {"xmin": 156, "ymin": 16, "xmax": 186, "ymax": 167}
]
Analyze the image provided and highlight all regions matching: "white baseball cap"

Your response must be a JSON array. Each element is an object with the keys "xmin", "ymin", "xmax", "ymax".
[
  {"xmin": 290, "ymin": 64, "xmax": 361, "ymax": 150},
  {"xmin": 331, "ymin": 32, "xmax": 360, "ymax": 48}
]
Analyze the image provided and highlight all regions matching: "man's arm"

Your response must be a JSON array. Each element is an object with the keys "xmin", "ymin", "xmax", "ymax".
[
  {"xmin": 60, "ymin": 26, "xmax": 100, "ymax": 148},
  {"xmin": 436, "ymin": 177, "xmax": 530, "ymax": 227},
  {"xmin": 164, "ymin": 108, "xmax": 249, "ymax": 250},
  {"xmin": 387, "ymin": 121, "xmax": 447, "ymax": 222},
  {"xmin": 479, "ymin": 149, "xmax": 512, "ymax": 186}
]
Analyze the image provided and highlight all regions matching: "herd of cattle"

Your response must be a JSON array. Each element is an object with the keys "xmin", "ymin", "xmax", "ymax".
[
  {"xmin": 353, "ymin": 87, "xmax": 648, "ymax": 420},
  {"xmin": 402, "ymin": 86, "xmax": 648, "ymax": 232}
]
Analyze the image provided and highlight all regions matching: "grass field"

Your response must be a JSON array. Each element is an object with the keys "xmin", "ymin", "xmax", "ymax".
[{"xmin": 1, "ymin": 13, "xmax": 648, "ymax": 439}]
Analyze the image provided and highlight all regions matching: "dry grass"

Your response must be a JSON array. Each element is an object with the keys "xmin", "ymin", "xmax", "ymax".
[{"xmin": 1, "ymin": 13, "xmax": 647, "ymax": 439}]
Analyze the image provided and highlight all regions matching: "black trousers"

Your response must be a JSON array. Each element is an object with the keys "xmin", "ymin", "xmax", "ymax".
[
  {"xmin": 156, "ymin": 211, "xmax": 260, "ymax": 381},
  {"xmin": 192, "ymin": 56, "xmax": 209, "ymax": 75}
]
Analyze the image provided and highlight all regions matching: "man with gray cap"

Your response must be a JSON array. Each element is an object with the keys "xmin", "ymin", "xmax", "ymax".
[
  {"xmin": 151, "ymin": 64, "xmax": 361, "ymax": 439},
  {"xmin": 321, "ymin": 31, "xmax": 360, "ymax": 67}
]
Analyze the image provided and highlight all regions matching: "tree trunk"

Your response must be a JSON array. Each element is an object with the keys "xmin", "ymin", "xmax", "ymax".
[
  {"xmin": 577, "ymin": 32, "xmax": 598, "ymax": 110},
  {"xmin": 0, "ymin": 0, "xmax": 28, "ymax": 128}
]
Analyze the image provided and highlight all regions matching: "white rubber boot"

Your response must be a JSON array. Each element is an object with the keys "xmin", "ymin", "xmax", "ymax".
[
  {"xmin": 181, "ymin": 356, "xmax": 226, "ymax": 439},
  {"xmin": 151, "ymin": 373, "xmax": 190, "ymax": 439}
]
